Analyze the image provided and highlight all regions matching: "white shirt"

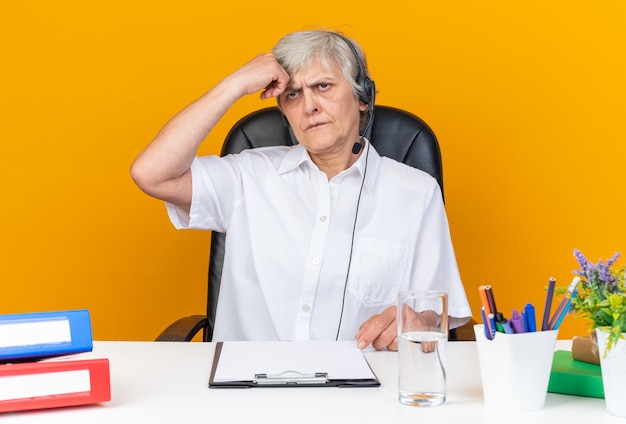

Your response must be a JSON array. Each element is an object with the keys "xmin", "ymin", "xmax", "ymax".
[{"xmin": 167, "ymin": 142, "xmax": 471, "ymax": 341}]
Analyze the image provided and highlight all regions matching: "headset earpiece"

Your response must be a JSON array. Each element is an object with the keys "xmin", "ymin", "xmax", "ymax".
[
  {"xmin": 336, "ymin": 34, "xmax": 375, "ymax": 106},
  {"xmin": 358, "ymin": 77, "xmax": 374, "ymax": 105}
]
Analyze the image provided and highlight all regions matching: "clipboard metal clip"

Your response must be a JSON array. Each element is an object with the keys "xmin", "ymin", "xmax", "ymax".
[{"xmin": 254, "ymin": 370, "xmax": 329, "ymax": 385}]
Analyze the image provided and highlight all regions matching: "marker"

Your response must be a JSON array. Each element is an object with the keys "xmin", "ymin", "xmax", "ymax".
[
  {"xmin": 496, "ymin": 313, "xmax": 514, "ymax": 334},
  {"xmin": 524, "ymin": 304, "xmax": 537, "ymax": 332},
  {"xmin": 510, "ymin": 309, "xmax": 525, "ymax": 333},
  {"xmin": 541, "ymin": 277, "xmax": 556, "ymax": 331},
  {"xmin": 501, "ymin": 320, "xmax": 514, "ymax": 334}
]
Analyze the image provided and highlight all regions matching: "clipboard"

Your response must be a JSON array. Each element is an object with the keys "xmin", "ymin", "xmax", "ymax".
[{"xmin": 209, "ymin": 341, "xmax": 380, "ymax": 388}]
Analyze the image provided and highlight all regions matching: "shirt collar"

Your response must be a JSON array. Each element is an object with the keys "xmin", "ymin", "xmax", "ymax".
[{"xmin": 278, "ymin": 139, "xmax": 381, "ymax": 193}]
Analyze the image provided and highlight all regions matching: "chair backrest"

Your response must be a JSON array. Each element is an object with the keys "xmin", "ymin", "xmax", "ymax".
[{"xmin": 205, "ymin": 105, "xmax": 442, "ymax": 341}]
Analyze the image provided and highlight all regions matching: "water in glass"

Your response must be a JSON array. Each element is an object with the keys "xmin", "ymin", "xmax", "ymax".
[{"xmin": 398, "ymin": 330, "xmax": 447, "ymax": 406}]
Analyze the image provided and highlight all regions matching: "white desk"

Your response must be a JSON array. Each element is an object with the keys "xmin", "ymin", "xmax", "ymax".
[{"xmin": 2, "ymin": 341, "xmax": 621, "ymax": 423}]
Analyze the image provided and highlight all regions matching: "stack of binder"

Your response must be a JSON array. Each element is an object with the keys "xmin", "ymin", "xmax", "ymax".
[{"xmin": 0, "ymin": 309, "xmax": 111, "ymax": 413}]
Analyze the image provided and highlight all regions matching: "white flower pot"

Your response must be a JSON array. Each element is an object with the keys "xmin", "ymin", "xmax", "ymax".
[{"xmin": 596, "ymin": 329, "xmax": 626, "ymax": 417}]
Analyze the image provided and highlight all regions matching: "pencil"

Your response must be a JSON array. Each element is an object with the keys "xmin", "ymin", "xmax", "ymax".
[
  {"xmin": 541, "ymin": 277, "xmax": 556, "ymax": 331},
  {"xmin": 548, "ymin": 277, "xmax": 580, "ymax": 330},
  {"xmin": 478, "ymin": 286, "xmax": 493, "ymax": 336},
  {"xmin": 552, "ymin": 291, "xmax": 575, "ymax": 330},
  {"xmin": 485, "ymin": 285, "xmax": 498, "ymax": 316}
]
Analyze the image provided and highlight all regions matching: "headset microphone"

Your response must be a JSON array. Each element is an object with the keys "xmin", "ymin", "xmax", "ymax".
[
  {"xmin": 351, "ymin": 83, "xmax": 376, "ymax": 155},
  {"xmin": 351, "ymin": 96, "xmax": 376, "ymax": 155}
]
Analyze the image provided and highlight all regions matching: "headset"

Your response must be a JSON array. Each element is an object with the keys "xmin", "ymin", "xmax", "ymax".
[{"xmin": 334, "ymin": 33, "xmax": 377, "ymax": 154}]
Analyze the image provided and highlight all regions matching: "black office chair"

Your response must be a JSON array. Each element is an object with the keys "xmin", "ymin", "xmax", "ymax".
[{"xmin": 156, "ymin": 105, "xmax": 475, "ymax": 342}]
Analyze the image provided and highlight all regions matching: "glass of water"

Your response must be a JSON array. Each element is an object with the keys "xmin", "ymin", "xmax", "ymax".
[{"xmin": 397, "ymin": 290, "xmax": 448, "ymax": 406}]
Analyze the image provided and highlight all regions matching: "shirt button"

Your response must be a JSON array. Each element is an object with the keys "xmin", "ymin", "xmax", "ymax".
[
  {"xmin": 312, "ymin": 258, "xmax": 320, "ymax": 266},
  {"xmin": 302, "ymin": 304, "xmax": 311, "ymax": 312},
  {"xmin": 320, "ymin": 216, "xmax": 327, "ymax": 222}
]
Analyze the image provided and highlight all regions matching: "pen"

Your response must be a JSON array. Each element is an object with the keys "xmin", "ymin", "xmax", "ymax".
[
  {"xmin": 541, "ymin": 277, "xmax": 556, "ymax": 331},
  {"xmin": 488, "ymin": 313, "xmax": 497, "ymax": 340},
  {"xmin": 524, "ymin": 304, "xmax": 536, "ymax": 332},
  {"xmin": 481, "ymin": 307, "xmax": 492, "ymax": 340},
  {"xmin": 510, "ymin": 309, "xmax": 525, "ymax": 333}
]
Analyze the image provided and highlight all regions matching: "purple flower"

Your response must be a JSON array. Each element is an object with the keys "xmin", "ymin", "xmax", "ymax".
[
  {"xmin": 571, "ymin": 249, "xmax": 625, "ymax": 354},
  {"xmin": 573, "ymin": 249, "xmax": 619, "ymax": 283},
  {"xmin": 574, "ymin": 249, "xmax": 590, "ymax": 275}
]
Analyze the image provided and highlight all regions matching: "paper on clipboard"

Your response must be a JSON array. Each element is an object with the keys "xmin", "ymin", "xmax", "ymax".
[{"xmin": 209, "ymin": 340, "xmax": 379, "ymax": 388}]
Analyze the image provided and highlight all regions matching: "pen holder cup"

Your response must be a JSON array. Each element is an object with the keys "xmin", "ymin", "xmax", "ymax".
[{"xmin": 473, "ymin": 325, "xmax": 558, "ymax": 412}]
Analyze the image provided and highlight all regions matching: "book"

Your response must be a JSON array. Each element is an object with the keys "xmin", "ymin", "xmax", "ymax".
[
  {"xmin": 0, "ymin": 357, "xmax": 111, "ymax": 412},
  {"xmin": 547, "ymin": 350, "xmax": 604, "ymax": 398},
  {"xmin": 0, "ymin": 310, "xmax": 93, "ymax": 362}
]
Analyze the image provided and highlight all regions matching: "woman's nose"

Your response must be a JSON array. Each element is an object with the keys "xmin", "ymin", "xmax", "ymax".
[{"xmin": 303, "ymin": 92, "xmax": 319, "ymax": 115}]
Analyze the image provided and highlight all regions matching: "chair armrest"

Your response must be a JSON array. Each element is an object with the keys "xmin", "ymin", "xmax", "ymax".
[
  {"xmin": 449, "ymin": 319, "xmax": 478, "ymax": 341},
  {"xmin": 155, "ymin": 315, "xmax": 208, "ymax": 342}
]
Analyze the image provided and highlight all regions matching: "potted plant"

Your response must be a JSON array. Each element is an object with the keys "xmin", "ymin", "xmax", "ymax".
[{"xmin": 570, "ymin": 249, "xmax": 626, "ymax": 417}]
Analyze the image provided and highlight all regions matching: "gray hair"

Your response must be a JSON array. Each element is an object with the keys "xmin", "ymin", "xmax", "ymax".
[{"xmin": 272, "ymin": 30, "xmax": 371, "ymax": 103}]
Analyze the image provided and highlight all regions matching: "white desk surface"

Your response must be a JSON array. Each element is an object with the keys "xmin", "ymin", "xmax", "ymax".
[{"xmin": 2, "ymin": 340, "xmax": 622, "ymax": 424}]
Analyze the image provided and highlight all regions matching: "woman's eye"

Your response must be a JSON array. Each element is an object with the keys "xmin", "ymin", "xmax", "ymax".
[{"xmin": 319, "ymin": 83, "xmax": 330, "ymax": 90}]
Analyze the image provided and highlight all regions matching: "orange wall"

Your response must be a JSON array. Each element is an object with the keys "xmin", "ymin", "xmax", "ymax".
[{"xmin": 2, "ymin": 1, "xmax": 625, "ymax": 340}]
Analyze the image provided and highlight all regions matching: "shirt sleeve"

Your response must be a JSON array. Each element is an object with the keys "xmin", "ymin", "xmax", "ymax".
[{"xmin": 165, "ymin": 155, "xmax": 240, "ymax": 231}]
